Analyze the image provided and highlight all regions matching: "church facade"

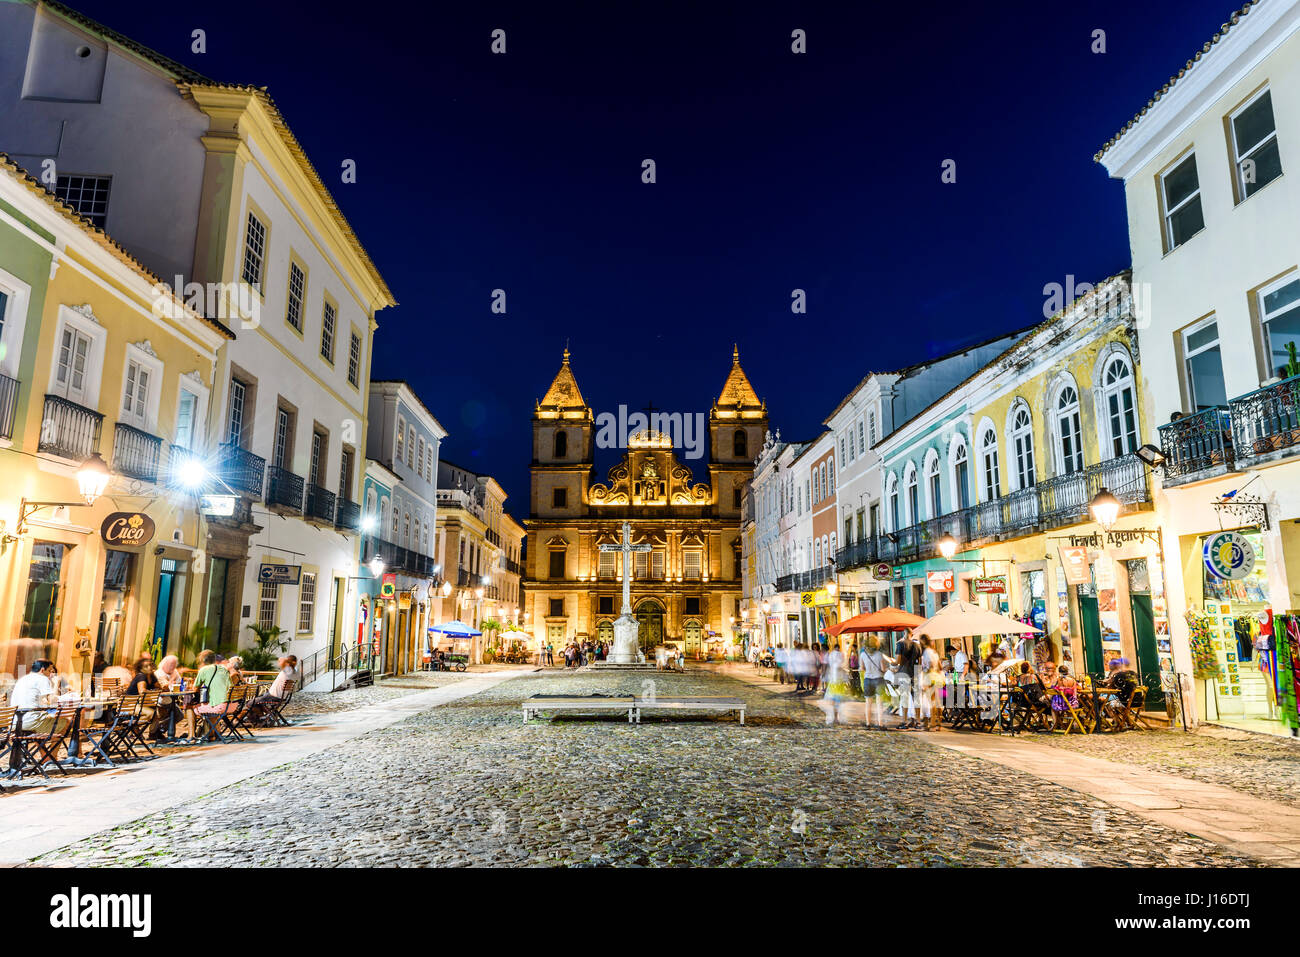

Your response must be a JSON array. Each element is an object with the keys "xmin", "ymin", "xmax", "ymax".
[{"xmin": 523, "ymin": 348, "xmax": 767, "ymax": 658}]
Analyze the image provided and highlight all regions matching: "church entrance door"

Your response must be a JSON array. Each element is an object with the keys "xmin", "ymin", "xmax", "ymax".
[
  {"xmin": 635, "ymin": 600, "xmax": 663, "ymax": 655},
  {"xmin": 683, "ymin": 620, "xmax": 703, "ymax": 659}
]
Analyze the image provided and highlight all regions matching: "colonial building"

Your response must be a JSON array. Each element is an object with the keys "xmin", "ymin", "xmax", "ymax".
[{"xmin": 523, "ymin": 348, "xmax": 763, "ymax": 659}]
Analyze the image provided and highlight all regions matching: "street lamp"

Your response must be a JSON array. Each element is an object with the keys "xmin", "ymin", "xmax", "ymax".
[
  {"xmin": 761, "ymin": 600, "xmax": 771, "ymax": 615},
  {"xmin": 441, "ymin": 580, "xmax": 452, "ymax": 597},
  {"xmin": 368, "ymin": 555, "xmax": 385, "ymax": 578},
  {"xmin": 937, "ymin": 533, "xmax": 958, "ymax": 559},
  {"xmin": 1089, "ymin": 487, "xmax": 1122, "ymax": 531},
  {"xmin": 76, "ymin": 453, "xmax": 111, "ymax": 506}
]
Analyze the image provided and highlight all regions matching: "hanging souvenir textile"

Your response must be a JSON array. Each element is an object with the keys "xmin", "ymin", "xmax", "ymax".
[
  {"xmin": 1277, "ymin": 616, "xmax": 1300, "ymax": 731},
  {"xmin": 1185, "ymin": 609, "xmax": 1222, "ymax": 680}
]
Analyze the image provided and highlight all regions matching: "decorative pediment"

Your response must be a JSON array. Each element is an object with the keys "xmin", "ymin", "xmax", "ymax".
[
  {"xmin": 69, "ymin": 303, "xmax": 101, "ymax": 324},
  {"xmin": 588, "ymin": 447, "xmax": 712, "ymax": 507},
  {"xmin": 130, "ymin": 340, "xmax": 158, "ymax": 358}
]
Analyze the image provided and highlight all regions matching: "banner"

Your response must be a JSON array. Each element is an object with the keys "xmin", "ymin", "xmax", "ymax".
[
  {"xmin": 1058, "ymin": 546, "xmax": 1091, "ymax": 585},
  {"xmin": 926, "ymin": 570, "xmax": 954, "ymax": 592}
]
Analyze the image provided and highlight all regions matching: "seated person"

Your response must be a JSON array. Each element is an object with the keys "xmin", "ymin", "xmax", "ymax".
[
  {"xmin": 1014, "ymin": 661, "xmax": 1051, "ymax": 709},
  {"xmin": 1049, "ymin": 664, "xmax": 1081, "ymax": 726},
  {"xmin": 156, "ymin": 655, "xmax": 182, "ymax": 689},
  {"xmin": 192, "ymin": 651, "xmax": 235, "ymax": 741},
  {"xmin": 246, "ymin": 655, "xmax": 298, "ymax": 725},
  {"xmin": 124, "ymin": 656, "xmax": 169, "ymax": 740},
  {"xmin": 5, "ymin": 659, "xmax": 91, "ymax": 773}
]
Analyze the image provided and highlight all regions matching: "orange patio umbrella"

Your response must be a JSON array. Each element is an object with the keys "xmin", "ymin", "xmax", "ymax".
[{"xmin": 825, "ymin": 606, "xmax": 927, "ymax": 637}]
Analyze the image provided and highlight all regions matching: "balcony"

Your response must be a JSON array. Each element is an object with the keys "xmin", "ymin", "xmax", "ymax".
[
  {"xmin": 37, "ymin": 394, "xmax": 102, "ymax": 460},
  {"xmin": 218, "ymin": 443, "xmax": 266, "ymax": 499},
  {"xmin": 835, "ymin": 453, "xmax": 1151, "ymax": 570},
  {"xmin": 436, "ymin": 487, "xmax": 484, "ymax": 518},
  {"xmin": 504, "ymin": 557, "xmax": 523, "ymax": 576},
  {"xmin": 304, "ymin": 483, "xmax": 336, "ymax": 524},
  {"xmin": 335, "ymin": 497, "xmax": 361, "ymax": 532},
  {"xmin": 112, "ymin": 422, "xmax": 163, "ymax": 482},
  {"xmin": 0, "ymin": 373, "xmax": 18, "ymax": 441},
  {"xmin": 368, "ymin": 536, "xmax": 438, "ymax": 577},
  {"xmin": 1230, "ymin": 373, "xmax": 1300, "ymax": 469},
  {"xmin": 485, "ymin": 527, "xmax": 501, "ymax": 547},
  {"xmin": 1158, "ymin": 408, "xmax": 1234, "ymax": 486},
  {"xmin": 266, "ymin": 465, "xmax": 305, "ymax": 512},
  {"xmin": 775, "ymin": 566, "xmax": 833, "ymax": 594}
]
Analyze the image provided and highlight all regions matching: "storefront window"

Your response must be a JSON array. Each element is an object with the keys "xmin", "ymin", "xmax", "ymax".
[
  {"xmin": 1198, "ymin": 529, "xmax": 1274, "ymax": 721},
  {"xmin": 97, "ymin": 549, "xmax": 135, "ymax": 663},
  {"xmin": 16, "ymin": 542, "xmax": 67, "ymax": 672}
]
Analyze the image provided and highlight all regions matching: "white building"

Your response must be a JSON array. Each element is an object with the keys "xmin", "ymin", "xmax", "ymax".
[{"xmin": 1097, "ymin": 0, "xmax": 1300, "ymax": 732}]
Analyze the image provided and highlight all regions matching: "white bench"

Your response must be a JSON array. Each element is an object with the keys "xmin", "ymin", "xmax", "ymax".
[
  {"xmin": 522, "ymin": 695, "xmax": 746, "ymax": 724},
  {"xmin": 637, "ymin": 696, "xmax": 746, "ymax": 724},
  {"xmin": 522, "ymin": 696, "xmax": 637, "ymax": 723}
]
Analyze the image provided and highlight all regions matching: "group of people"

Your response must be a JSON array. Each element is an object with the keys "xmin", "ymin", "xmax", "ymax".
[
  {"xmin": 3, "ymin": 651, "xmax": 300, "ymax": 776},
  {"xmin": 764, "ymin": 632, "xmax": 1141, "ymax": 732},
  {"xmin": 560, "ymin": 640, "xmax": 608, "ymax": 668}
]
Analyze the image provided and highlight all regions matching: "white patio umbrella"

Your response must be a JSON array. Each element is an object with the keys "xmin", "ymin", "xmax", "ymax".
[
  {"xmin": 499, "ymin": 630, "xmax": 532, "ymax": 642},
  {"xmin": 911, "ymin": 600, "xmax": 1041, "ymax": 643}
]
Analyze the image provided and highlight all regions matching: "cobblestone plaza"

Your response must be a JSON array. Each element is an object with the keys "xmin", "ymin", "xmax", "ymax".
[{"xmin": 20, "ymin": 667, "xmax": 1297, "ymax": 869}]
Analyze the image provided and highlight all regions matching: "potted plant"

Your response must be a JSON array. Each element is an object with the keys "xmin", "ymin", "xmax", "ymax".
[{"xmin": 242, "ymin": 623, "xmax": 288, "ymax": 672}]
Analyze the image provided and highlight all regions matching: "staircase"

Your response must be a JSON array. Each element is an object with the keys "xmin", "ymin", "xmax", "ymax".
[{"xmin": 297, "ymin": 645, "xmax": 379, "ymax": 693}]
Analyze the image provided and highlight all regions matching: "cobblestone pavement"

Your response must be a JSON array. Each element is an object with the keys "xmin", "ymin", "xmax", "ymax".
[
  {"xmin": 32, "ymin": 670, "xmax": 1264, "ymax": 867},
  {"xmin": 281, "ymin": 671, "xmax": 477, "ymax": 718},
  {"xmin": 1037, "ymin": 723, "xmax": 1300, "ymax": 809}
]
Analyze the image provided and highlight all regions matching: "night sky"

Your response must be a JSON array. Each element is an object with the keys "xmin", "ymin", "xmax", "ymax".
[{"xmin": 71, "ymin": 0, "xmax": 1234, "ymax": 507}]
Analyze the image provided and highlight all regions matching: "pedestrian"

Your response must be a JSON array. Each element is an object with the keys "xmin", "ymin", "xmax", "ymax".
[
  {"xmin": 818, "ymin": 644, "xmax": 851, "ymax": 726},
  {"xmin": 859, "ymin": 636, "xmax": 888, "ymax": 729},
  {"xmin": 774, "ymin": 644, "xmax": 788, "ymax": 684},
  {"xmin": 847, "ymin": 643, "xmax": 860, "ymax": 695},
  {"xmin": 893, "ymin": 633, "xmax": 921, "ymax": 730},
  {"xmin": 918, "ymin": 635, "xmax": 942, "ymax": 731}
]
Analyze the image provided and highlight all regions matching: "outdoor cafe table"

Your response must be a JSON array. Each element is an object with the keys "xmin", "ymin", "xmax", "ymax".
[{"xmin": 158, "ymin": 686, "xmax": 200, "ymax": 739}]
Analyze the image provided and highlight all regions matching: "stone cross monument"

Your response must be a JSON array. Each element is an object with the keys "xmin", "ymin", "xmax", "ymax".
[{"xmin": 599, "ymin": 521, "xmax": 652, "ymax": 663}]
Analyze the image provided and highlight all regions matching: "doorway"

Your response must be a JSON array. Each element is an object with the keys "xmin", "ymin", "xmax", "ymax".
[
  {"xmin": 97, "ymin": 549, "xmax": 135, "ymax": 663},
  {"xmin": 635, "ymin": 600, "xmax": 663, "ymax": 655},
  {"xmin": 153, "ymin": 557, "xmax": 188, "ymax": 659},
  {"xmin": 683, "ymin": 619, "xmax": 702, "ymax": 658}
]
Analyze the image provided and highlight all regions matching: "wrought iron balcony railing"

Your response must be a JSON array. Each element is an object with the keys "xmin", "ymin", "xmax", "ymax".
[
  {"xmin": 112, "ymin": 421, "xmax": 163, "ymax": 482},
  {"xmin": 1230, "ymin": 373, "xmax": 1300, "ymax": 466},
  {"xmin": 335, "ymin": 497, "xmax": 361, "ymax": 531},
  {"xmin": 775, "ymin": 565, "xmax": 833, "ymax": 594},
  {"xmin": 366, "ymin": 536, "xmax": 438, "ymax": 578},
  {"xmin": 0, "ymin": 373, "xmax": 18, "ymax": 441},
  {"xmin": 485, "ymin": 527, "xmax": 501, "ymax": 547},
  {"xmin": 266, "ymin": 465, "xmax": 305, "ymax": 512},
  {"xmin": 305, "ymin": 483, "xmax": 336, "ymax": 524},
  {"xmin": 37, "ymin": 394, "xmax": 103, "ymax": 460},
  {"xmin": 1158, "ymin": 407, "xmax": 1234, "ymax": 484},
  {"xmin": 218, "ymin": 443, "xmax": 266, "ymax": 499}
]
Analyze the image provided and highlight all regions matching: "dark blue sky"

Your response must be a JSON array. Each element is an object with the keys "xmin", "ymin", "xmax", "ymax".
[{"xmin": 75, "ymin": 0, "xmax": 1234, "ymax": 507}]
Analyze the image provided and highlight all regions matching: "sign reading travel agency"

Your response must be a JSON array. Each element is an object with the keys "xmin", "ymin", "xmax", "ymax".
[
  {"xmin": 1203, "ymin": 530, "xmax": 1256, "ymax": 581},
  {"xmin": 258, "ymin": 563, "xmax": 301, "ymax": 585},
  {"xmin": 100, "ymin": 511, "xmax": 155, "ymax": 547}
]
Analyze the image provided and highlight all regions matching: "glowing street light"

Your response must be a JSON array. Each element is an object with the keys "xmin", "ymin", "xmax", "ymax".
[
  {"xmin": 937, "ymin": 533, "xmax": 958, "ymax": 559},
  {"xmin": 368, "ymin": 555, "xmax": 385, "ymax": 578},
  {"xmin": 1090, "ymin": 488, "xmax": 1122, "ymax": 531},
  {"xmin": 76, "ymin": 453, "xmax": 111, "ymax": 506}
]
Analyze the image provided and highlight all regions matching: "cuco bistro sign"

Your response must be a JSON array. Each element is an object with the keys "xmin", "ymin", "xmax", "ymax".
[{"xmin": 100, "ymin": 511, "xmax": 156, "ymax": 547}]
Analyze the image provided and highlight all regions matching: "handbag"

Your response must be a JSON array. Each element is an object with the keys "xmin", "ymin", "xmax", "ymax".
[{"xmin": 198, "ymin": 665, "xmax": 218, "ymax": 705}]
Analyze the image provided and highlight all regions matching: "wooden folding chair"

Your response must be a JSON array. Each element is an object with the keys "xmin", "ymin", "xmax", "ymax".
[
  {"xmin": 261, "ymin": 680, "xmax": 295, "ymax": 727},
  {"xmin": 9, "ymin": 705, "xmax": 80, "ymax": 778}
]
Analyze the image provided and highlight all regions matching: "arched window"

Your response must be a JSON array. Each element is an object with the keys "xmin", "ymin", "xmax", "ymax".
[
  {"xmin": 1101, "ymin": 356, "xmax": 1139, "ymax": 457},
  {"xmin": 925, "ymin": 453, "xmax": 942, "ymax": 518},
  {"xmin": 554, "ymin": 429, "xmax": 567, "ymax": 459},
  {"xmin": 887, "ymin": 474, "xmax": 900, "ymax": 532},
  {"xmin": 404, "ymin": 512, "xmax": 411, "ymax": 548},
  {"xmin": 814, "ymin": 538, "xmax": 822, "ymax": 566},
  {"xmin": 1009, "ymin": 405, "xmax": 1035, "ymax": 490},
  {"xmin": 1054, "ymin": 384, "xmax": 1084, "ymax": 474},
  {"xmin": 951, "ymin": 438, "xmax": 970, "ymax": 510},
  {"xmin": 979, "ymin": 428, "xmax": 1000, "ymax": 500},
  {"xmin": 905, "ymin": 465, "xmax": 919, "ymax": 525},
  {"xmin": 734, "ymin": 429, "xmax": 747, "ymax": 458}
]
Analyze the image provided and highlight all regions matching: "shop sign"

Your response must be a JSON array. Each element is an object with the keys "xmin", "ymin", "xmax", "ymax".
[
  {"xmin": 200, "ymin": 494, "xmax": 237, "ymax": 517},
  {"xmin": 258, "ymin": 563, "xmax": 300, "ymax": 585},
  {"xmin": 926, "ymin": 570, "xmax": 954, "ymax": 593},
  {"xmin": 1203, "ymin": 530, "xmax": 1256, "ymax": 581},
  {"xmin": 972, "ymin": 576, "xmax": 1007, "ymax": 594},
  {"xmin": 1066, "ymin": 528, "xmax": 1159, "ymax": 549},
  {"xmin": 100, "ymin": 511, "xmax": 155, "ymax": 547},
  {"xmin": 892, "ymin": 567, "xmax": 903, "ymax": 581},
  {"xmin": 801, "ymin": 589, "xmax": 835, "ymax": 607},
  {"xmin": 873, "ymin": 563, "xmax": 892, "ymax": 580},
  {"xmin": 766, "ymin": 615, "xmax": 781, "ymax": 623},
  {"xmin": 381, "ymin": 572, "xmax": 397, "ymax": 598},
  {"xmin": 838, "ymin": 591, "xmax": 856, "ymax": 602},
  {"xmin": 1057, "ymin": 546, "xmax": 1091, "ymax": 585}
]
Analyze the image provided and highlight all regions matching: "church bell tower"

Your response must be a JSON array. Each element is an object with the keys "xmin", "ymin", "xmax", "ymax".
[
  {"xmin": 710, "ymin": 345, "xmax": 768, "ymax": 519},
  {"xmin": 532, "ymin": 347, "xmax": 594, "ymax": 520}
]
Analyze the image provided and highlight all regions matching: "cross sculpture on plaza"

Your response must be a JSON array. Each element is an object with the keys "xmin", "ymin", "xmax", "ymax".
[{"xmin": 599, "ymin": 521, "xmax": 652, "ymax": 662}]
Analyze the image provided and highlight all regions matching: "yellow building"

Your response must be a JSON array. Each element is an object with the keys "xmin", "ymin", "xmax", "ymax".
[{"xmin": 0, "ymin": 156, "xmax": 231, "ymax": 679}]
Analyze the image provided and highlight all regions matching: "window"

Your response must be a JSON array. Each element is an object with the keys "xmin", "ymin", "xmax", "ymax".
[
  {"xmin": 1231, "ymin": 89, "xmax": 1282, "ymax": 201},
  {"xmin": 54, "ymin": 175, "xmax": 110, "ymax": 228},
  {"xmin": 227, "ymin": 377, "xmax": 248, "ymax": 447},
  {"xmin": 175, "ymin": 390, "xmax": 198, "ymax": 450},
  {"xmin": 404, "ymin": 513, "xmax": 411, "ymax": 548},
  {"xmin": 395, "ymin": 418, "xmax": 405, "ymax": 462},
  {"xmin": 685, "ymin": 597, "xmax": 701, "ymax": 615},
  {"xmin": 953, "ymin": 441, "xmax": 970, "ymax": 510},
  {"xmin": 554, "ymin": 430, "xmax": 567, "ymax": 458},
  {"xmin": 599, "ymin": 596, "xmax": 614, "ymax": 615},
  {"xmin": 683, "ymin": 550, "xmax": 702, "ymax": 579},
  {"xmin": 242, "ymin": 211, "xmax": 267, "ymax": 290},
  {"xmin": 1183, "ymin": 320, "xmax": 1226, "ymax": 411},
  {"xmin": 599, "ymin": 548, "xmax": 616, "ymax": 578},
  {"xmin": 121, "ymin": 358, "xmax": 151, "ymax": 428},
  {"xmin": 1161, "ymin": 154, "xmax": 1204, "ymax": 251},
  {"xmin": 298, "ymin": 572, "xmax": 316, "ymax": 633},
  {"xmin": 339, "ymin": 448, "xmax": 354, "ymax": 498},
  {"xmin": 868, "ymin": 412, "xmax": 877, "ymax": 445},
  {"xmin": 634, "ymin": 549, "xmax": 649, "ymax": 580},
  {"xmin": 926, "ymin": 456, "xmax": 941, "ymax": 518},
  {"xmin": 320, "ymin": 301, "xmax": 336, "ymax": 362},
  {"xmin": 417, "ymin": 437, "xmax": 425, "ymax": 478},
  {"xmin": 651, "ymin": 549, "xmax": 665, "ymax": 579},
  {"xmin": 1009, "ymin": 406, "xmax": 1035, "ymax": 489},
  {"xmin": 980, "ymin": 429, "xmax": 1000, "ymax": 500},
  {"xmin": 274, "ymin": 407, "xmax": 292, "ymax": 469},
  {"xmin": 285, "ymin": 261, "xmax": 305, "ymax": 332},
  {"xmin": 1259, "ymin": 277, "xmax": 1300, "ymax": 380},
  {"xmin": 54, "ymin": 326, "xmax": 91, "ymax": 403},
  {"xmin": 1101, "ymin": 357, "xmax": 1139, "ymax": 457},
  {"xmin": 426, "ymin": 447, "xmax": 434, "ymax": 481},
  {"xmin": 258, "ymin": 580, "xmax": 278, "ymax": 630},
  {"xmin": 734, "ymin": 429, "xmax": 747, "ymax": 458},
  {"xmin": 548, "ymin": 598, "xmax": 564, "ymax": 617},
  {"xmin": 347, "ymin": 330, "xmax": 361, "ymax": 387},
  {"xmin": 839, "ymin": 436, "xmax": 846, "ymax": 464},
  {"xmin": 406, "ymin": 427, "xmax": 416, "ymax": 468},
  {"xmin": 552, "ymin": 487, "xmax": 567, "ymax": 508},
  {"xmin": 310, "ymin": 429, "xmax": 325, "ymax": 485},
  {"xmin": 827, "ymin": 458, "xmax": 835, "ymax": 491},
  {"xmin": 548, "ymin": 550, "xmax": 565, "ymax": 579},
  {"xmin": 905, "ymin": 469, "xmax": 919, "ymax": 525},
  {"xmin": 858, "ymin": 419, "xmax": 865, "ymax": 455},
  {"xmin": 1055, "ymin": 385, "xmax": 1084, "ymax": 473},
  {"xmin": 888, "ymin": 477, "xmax": 899, "ymax": 531}
]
